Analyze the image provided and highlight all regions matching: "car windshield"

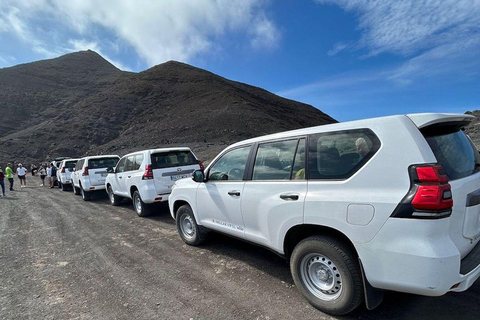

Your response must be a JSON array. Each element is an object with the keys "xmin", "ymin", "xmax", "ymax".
[
  {"xmin": 88, "ymin": 157, "xmax": 119, "ymax": 169},
  {"xmin": 151, "ymin": 151, "xmax": 197, "ymax": 169}
]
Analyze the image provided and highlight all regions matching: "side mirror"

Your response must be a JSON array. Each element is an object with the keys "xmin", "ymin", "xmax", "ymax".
[
  {"xmin": 107, "ymin": 167, "xmax": 114, "ymax": 174},
  {"xmin": 192, "ymin": 170, "xmax": 205, "ymax": 183}
]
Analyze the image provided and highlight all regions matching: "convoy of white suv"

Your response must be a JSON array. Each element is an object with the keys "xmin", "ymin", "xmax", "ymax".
[{"xmin": 45, "ymin": 113, "xmax": 479, "ymax": 315}]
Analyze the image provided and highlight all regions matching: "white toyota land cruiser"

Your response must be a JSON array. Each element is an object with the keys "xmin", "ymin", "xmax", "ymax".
[
  {"xmin": 105, "ymin": 147, "xmax": 202, "ymax": 217},
  {"xmin": 168, "ymin": 113, "xmax": 480, "ymax": 315},
  {"xmin": 71, "ymin": 155, "xmax": 120, "ymax": 201}
]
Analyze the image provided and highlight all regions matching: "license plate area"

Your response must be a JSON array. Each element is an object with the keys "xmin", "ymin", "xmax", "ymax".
[{"xmin": 170, "ymin": 174, "xmax": 189, "ymax": 181}]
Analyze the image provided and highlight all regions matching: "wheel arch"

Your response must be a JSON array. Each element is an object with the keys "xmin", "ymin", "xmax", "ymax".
[
  {"xmin": 172, "ymin": 200, "xmax": 191, "ymax": 219},
  {"xmin": 283, "ymin": 224, "xmax": 358, "ymax": 260},
  {"xmin": 130, "ymin": 185, "xmax": 138, "ymax": 198}
]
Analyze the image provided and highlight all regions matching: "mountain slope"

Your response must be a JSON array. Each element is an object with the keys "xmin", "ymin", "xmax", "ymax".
[{"xmin": 0, "ymin": 51, "xmax": 335, "ymax": 165}]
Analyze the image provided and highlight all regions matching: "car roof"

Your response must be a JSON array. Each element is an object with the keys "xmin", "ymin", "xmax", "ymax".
[
  {"xmin": 122, "ymin": 147, "xmax": 192, "ymax": 158},
  {"xmin": 227, "ymin": 113, "xmax": 473, "ymax": 149},
  {"xmin": 80, "ymin": 155, "xmax": 120, "ymax": 160}
]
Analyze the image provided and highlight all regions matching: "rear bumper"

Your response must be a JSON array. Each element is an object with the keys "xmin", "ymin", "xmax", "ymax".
[
  {"xmin": 138, "ymin": 182, "xmax": 170, "ymax": 203},
  {"xmin": 357, "ymin": 218, "xmax": 480, "ymax": 296},
  {"xmin": 452, "ymin": 241, "xmax": 480, "ymax": 291}
]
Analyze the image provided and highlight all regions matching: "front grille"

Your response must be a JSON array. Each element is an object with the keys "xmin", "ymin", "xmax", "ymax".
[{"xmin": 460, "ymin": 241, "xmax": 480, "ymax": 275}]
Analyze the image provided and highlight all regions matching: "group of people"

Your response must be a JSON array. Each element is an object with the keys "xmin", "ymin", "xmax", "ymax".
[{"xmin": 0, "ymin": 162, "xmax": 58, "ymax": 197}]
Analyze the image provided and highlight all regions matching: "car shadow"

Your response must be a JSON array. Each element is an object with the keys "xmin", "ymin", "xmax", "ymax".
[{"xmin": 191, "ymin": 232, "xmax": 480, "ymax": 319}]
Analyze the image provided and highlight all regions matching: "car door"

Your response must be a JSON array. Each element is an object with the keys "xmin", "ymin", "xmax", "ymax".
[
  {"xmin": 122, "ymin": 155, "xmax": 137, "ymax": 196},
  {"xmin": 112, "ymin": 157, "xmax": 128, "ymax": 196},
  {"xmin": 241, "ymin": 138, "xmax": 307, "ymax": 251},
  {"xmin": 196, "ymin": 145, "xmax": 252, "ymax": 239},
  {"xmin": 73, "ymin": 159, "xmax": 84, "ymax": 187}
]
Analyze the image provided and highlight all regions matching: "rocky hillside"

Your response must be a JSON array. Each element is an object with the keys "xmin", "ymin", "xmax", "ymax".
[
  {"xmin": 0, "ymin": 51, "xmax": 335, "ymax": 165},
  {"xmin": 465, "ymin": 110, "xmax": 480, "ymax": 148}
]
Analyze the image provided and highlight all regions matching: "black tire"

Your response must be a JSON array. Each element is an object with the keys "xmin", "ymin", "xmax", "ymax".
[
  {"xmin": 175, "ymin": 204, "xmax": 208, "ymax": 246},
  {"xmin": 58, "ymin": 181, "xmax": 62, "ymax": 189},
  {"xmin": 80, "ymin": 185, "xmax": 91, "ymax": 201},
  {"xmin": 108, "ymin": 185, "xmax": 122, "ymax": 206},
  {"xmin": 290, "ymin": 236, "xmax": 363, "ymax": 316},
  {"xmin": 72, "ymin": 182, "xmax": 81, "ymax": 195},
  {"xmin": 132, "ymin": 190, "xmax": 150, "ymax": 217},
  {"xmin": 61, "ymin": 182, "xmax": 68, "ymax": 191}
]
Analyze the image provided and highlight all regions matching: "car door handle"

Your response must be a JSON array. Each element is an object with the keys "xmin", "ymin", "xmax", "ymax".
[
  {"xmin": 119, "ymin": 176, "xmax": 122, "ymax": 179},
  {"xmin": 280, "ymin": 193, "xmax": 299, "ymax": 201},
  {"xmin": 228, "ymin": 190, "xmax": 241, "ymax": 197},
  {"xmin": 127, "ymin": 176, "xmax": 131, "ymax": 178}
]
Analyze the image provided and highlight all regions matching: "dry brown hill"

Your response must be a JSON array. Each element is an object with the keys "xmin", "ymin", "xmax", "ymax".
[{"xmin": 0, "ymin": 51, "xmax": 335, "ymax": 165}]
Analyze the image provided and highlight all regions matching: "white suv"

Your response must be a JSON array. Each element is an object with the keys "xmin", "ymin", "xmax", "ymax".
[
  {"xmin": 71, "ymin": 155, "xmax": 120, "ymax": 201},
  {"xmin": 105, "ymin": 147, "xmax": 202, "ymax": 217},
  {"xmin": 57, "ymin": 158, "xmax": 79, "ymax": 191},
  {"xmin": 169, "ymin": 113, "xmax": 480, "ymax": 315}
]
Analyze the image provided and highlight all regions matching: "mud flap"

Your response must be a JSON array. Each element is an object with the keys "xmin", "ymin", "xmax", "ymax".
[{"xmin": 359, "ymin": 258, "xmax": 384, "ymax": 310}]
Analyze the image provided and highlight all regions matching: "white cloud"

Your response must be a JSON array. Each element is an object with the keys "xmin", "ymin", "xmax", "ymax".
[
  {"xmin": 317, "ymin": 0, "xmax": 480, "ymax": 83},
  {"xmin": 0, "ymin": 0, "xmax": 280, "ymax": 68}
]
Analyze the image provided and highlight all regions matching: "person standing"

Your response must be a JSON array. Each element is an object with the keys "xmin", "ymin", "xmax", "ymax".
[
  {"xmin": 38, "ymin": 166, "xmax": 46, "ymax": 186},
  {"xmin": 46, "ymin": 163, "xmax": 52, "ymax": 188},
  {"xmin": 0, "ymin": 167, "xmax": 5, "ymax": 197},
  {"xmin": 5, "ymin": 163, "xmax": 14, "ymax": 191},
  {"xmin": 50, "ymin": 163, "xmax": 58, "ymax": 189},
  {"xmin": 17, "ymin": 163, "xmax": 27, "ymax": 188}
]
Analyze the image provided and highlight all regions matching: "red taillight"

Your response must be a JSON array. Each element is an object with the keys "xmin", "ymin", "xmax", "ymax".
[
  {"xmin": 198, "ymin": 160, "xmax": 205, "ymax": 171},
  {"xmin": 82, "ymin": 166, "xmax": 89, "ymax": 176},
  {"xmin": 142, "ymin": 164, "xmax": 153, "ymax": 180},
  {"xmin": 391, "ymin": 164, "xmax": 453, "ymax": 219}
]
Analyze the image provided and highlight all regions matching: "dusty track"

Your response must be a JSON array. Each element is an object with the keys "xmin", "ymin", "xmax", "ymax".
[{"xmin": 0, "ymin": 180, "xmax": 479, "ymax": 319}]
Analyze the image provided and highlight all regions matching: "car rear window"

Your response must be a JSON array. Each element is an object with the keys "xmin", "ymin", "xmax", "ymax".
[
  {"xmin": 88, "ymin": 157, "xmax": 119, "ymax": 169},
  {"xmin": 65, "ymin": 161, "xmax": 77, "ymax": 170},
  {"xmin": 423, "ymin": 128, "xmax": 480, "ymax": 180},
  {"xmin": 151, "ymin": 151, "xmax": 197, "ymax": 169}
]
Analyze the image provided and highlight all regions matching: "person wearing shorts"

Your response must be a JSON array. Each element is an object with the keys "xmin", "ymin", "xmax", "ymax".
[
  {"xmin": 38, "ymin": 166, "xmax": 46, "ymax": 186},
  {"xmin": 17, "ymin": 163, "xmax": 27, "ymax": 188}
]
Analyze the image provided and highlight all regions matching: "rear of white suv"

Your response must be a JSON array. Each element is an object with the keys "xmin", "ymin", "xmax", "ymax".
[
  {"xmin": 71, "ymin": 155, "xmax": 119, "ymax": 201},
  {"xmin": 105, "ymin": 147, "xmax": 202, "ymax": 216},
  {"xmin": 57, "ymin": 159, "xmax": 79, "ymax": 191},
  {"xmin": 169, "ymin": 113, "xmax": 480, "ymax": 315}
]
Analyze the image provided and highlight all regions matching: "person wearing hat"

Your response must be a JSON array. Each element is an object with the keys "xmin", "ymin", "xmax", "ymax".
[
  {"xmin": 17, "ymin": 163, "xmax": 27, "ymax": 188},
  {"xmin": 5, "ymin": 163, "xmax": 14, "ymax": 191}
]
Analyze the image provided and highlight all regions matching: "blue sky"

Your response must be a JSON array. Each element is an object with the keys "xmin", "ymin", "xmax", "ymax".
[{"xmin": 0, "ymin": 0, "xmax": 479, "ymax": 121}]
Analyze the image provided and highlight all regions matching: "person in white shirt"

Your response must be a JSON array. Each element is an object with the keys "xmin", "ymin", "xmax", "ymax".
[
  {"xmin": 16, "ymin": 163, "xmax": 27, "ymax": 188},
  {"xmin": 46, "ymin": 164, "xmax": 53, "ymax": 188}
]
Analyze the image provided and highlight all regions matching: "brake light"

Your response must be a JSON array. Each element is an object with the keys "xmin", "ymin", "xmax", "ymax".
[
  {"xmin": 391, "ymin": 164, "xmax": 453, "ymax": 219},
  {"xmin": 82, "ymin": 166, "xmax": 89, "ymax": 176},
  {"xmin": 198, "ymin": 160, "xmax": 205, "ymax": 171},
  {"xmin": 142, "ymin": 164, "xmax": 153, "ymax": 180}
]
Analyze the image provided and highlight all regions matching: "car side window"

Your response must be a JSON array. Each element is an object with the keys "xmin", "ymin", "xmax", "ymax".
[
  {"xmin": 116, "ymin": 157, "xmax": 126, "ymax": 173},
  {"xmin": 292, "ymin": 138, "xmax": 306, "ymax": 180},
  {"xmin": 125, "ymin": 156, "xmax": 135, "ymax": 172},
  {"xmin": 252, "ymin": 139, "xmax": 298, "ymax": 180},
  {"xmin": 308, "ymin": 129, "xmax": 380, "ymax": 179},
  {"xmin": 134, "ymin": 154, "xmax": 144, "ymax": 170},
  {"xmin": 208, "ymin": 146, "xmax": 251, "ymax": 181},
  {"xmin": 76, "ymin": 160, "xmax": 84, "ymax": 171}
]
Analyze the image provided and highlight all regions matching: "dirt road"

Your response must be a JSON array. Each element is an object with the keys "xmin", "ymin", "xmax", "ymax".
[{"xmin": 0, "ymin": 182, "xmax": 479, "ymax": 319}]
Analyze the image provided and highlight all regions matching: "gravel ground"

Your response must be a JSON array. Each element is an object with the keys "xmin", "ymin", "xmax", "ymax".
[{"xmin": 0, "ymin": 179, "xmax": 479, "ymax": 320}]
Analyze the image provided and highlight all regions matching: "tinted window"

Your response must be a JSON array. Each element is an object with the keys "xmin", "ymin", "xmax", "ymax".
[
  {"xmin": 76, "ymin": 159, "xmax": 84, "ymax": 171},
  {"xmin": 125, "ymin": 156, "xmax": 135, "ymax": 172},
  {"xmin": 308, "ymin": 129, "xmax": 380, "ymax": 179},
  {"xmin": 134, "ymin": 154, "xmax": 144, "ymax": 170},
  {"xmin": 116, "ymin": 157, "xmax": 127, "ymax": 173},
  {"xmin": 424, "ymin": 130, "xmax": 480, "ymax": 180},
  {"xmin": 208, "ymin": 146, "xmax": 251, "ymax": 181},
  {"xmin": 151, "ymin": 151, "xmax": 197, "ymax": 169},
  {"xmin": 253, "ymin": 140, "xmax": 298, "ymax": 180},
  {"xmin": 88, "ymin": 157, "xmax": 119, "ymax": 169},
  {"xmin": 292, "ymin": 139, "xmax": 306, "ymax": 180},
  {"xmin": 65, "ymin": 161, "xmax": 77, "ymax": 171}
]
